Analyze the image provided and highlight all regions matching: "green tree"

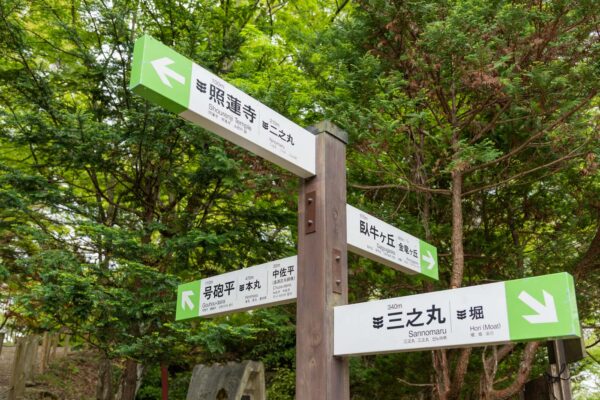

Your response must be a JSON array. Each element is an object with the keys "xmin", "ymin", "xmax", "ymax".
[{"xmin": 308, "ymin": 0, "xmax": 600, "ymax": 398}]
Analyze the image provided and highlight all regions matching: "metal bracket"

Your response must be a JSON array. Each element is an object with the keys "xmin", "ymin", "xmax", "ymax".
[
  {"xmin": 305, "ymin": 190, "xmax": 316, "ymax": 234},
  {"xmin": 332, "ymin": 249, "xmax": 342, "ymax": 294}
]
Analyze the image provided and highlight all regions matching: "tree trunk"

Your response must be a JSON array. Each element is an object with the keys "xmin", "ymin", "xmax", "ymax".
[
  {"xmin": 450, "ymin": 168, "xmax": 464, "ymax": 289},
  {"xmin": 24, "ymin": 335, "xmax": 38, "ymax": 382},
  {"xmin": 161, "ymin": 364, "xmax": 169, "ymax": 400},
  {"xmin": 64, "ymin": 335, "xmax": 70, "ymax": 354},
  {"xmin": 50, "ymin": 333, "xmax": 59, "ymax": 360},
  {"xmin": 96, "ymin": 356, "xmax": 114, "ymax": 400},
  {"xmin": 8, "ymin": 337, "xmax": 27, "ymax": 400},
  {"xmin": 116, "ymin": 360, "xmax": 143, "ymax": 400},
  {"xmin": 432, "ymin": 349, "xmax": 450, "ymax": 400},
  {"xmin": 40, "ymin": 332, "xmax": 49, "ymax": 373},
  {"xmin": 117, "ymin": 360, "xmax": 137, "ymax": 400}
]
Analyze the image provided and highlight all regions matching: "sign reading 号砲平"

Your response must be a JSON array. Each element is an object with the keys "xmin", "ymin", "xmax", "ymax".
[
  {"xmin": 176, "ymin": 256, "xmax": 297, "ymax": 321},
  {"xmin": 130, "ymin": 35, "xmax": 315, "ymax": 178},
  {"xmin": 346, "ymin": 205, "xmax": 438, "ymax": 280},
  {"xmin": 334, "ymin": 273, "xmax": 580, "ymax": 356}
]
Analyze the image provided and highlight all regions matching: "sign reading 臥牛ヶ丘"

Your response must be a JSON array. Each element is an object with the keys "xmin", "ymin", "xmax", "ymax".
[
  {"xmin": 347, "ymin": 205, "xmax": 438, "ymax": 280},
  {"xmin": 176, "ymin": 256, "xmax": 297, "ymax": 321},
  {"xmin": 130, "ymin": 35, "xmax": 315, "ymax": 178},
  {"xmin": 334, "ymin": 273, "xmax": 580, "ymax": 356}
]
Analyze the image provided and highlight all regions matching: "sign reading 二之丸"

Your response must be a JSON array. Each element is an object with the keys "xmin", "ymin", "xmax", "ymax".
[
  {"xmin": 130, "ymin": 35, "xmax": 316, "ymax": 178},
  {"xmin": 176, "ymin": 256, "xmax": 297, "ymax": 320},
  {"xmin": 334, "ymin": 273, "xmax": 580, "ymax": 355}
]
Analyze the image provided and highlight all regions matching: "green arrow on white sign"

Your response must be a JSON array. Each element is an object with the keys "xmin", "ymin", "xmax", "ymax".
[
  {"xmin": 334, "ymin": 272, "xmax": 579, "ymax": 356},
  {"xmin": 130, "ymin": 35, "xmax": 316, "ymax": 178}
]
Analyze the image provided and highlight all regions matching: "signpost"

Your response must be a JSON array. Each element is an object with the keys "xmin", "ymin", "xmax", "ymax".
[
  {"xmin": 334, "ymin": 273, "xmax": 580, "ymax": 356},
  {"xmin": 129, "ymin": 36, "xmax": 581, "ymax": 400},
  {"xmin": 346, "ymin": 205, "xmax": 438, "ymax": 280},
  {"xmin": 176, "ymin": 256, "xmax": 297, "ymax": 320},
  {"xmin": 130, "ymin": 35, "xmax": 316, "ymax": 178}
]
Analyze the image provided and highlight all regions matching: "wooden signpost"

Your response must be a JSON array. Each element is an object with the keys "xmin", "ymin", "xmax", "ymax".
[{"xmin": 129, "ymin": 36, "xmax": 581, "ymax": 400}]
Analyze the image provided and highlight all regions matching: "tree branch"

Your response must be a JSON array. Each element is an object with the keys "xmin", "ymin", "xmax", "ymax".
[
  {"xmin": 463, "ymin": 150, "xmax": 583, "ymax": 197},
  {"xmin": 488, "ymin": 342, "xmax": 540, "ymax": 400},
  {"xmin": 350, "ymin": 182, "xmax": 451, "ymax": 195},
  {"xmin": 464, "ymin": 89, "xmax": 597, "ymax": 173}
]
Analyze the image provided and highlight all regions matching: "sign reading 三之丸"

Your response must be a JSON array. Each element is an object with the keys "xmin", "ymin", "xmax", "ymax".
[
  {"xmin": 334, "ymin": 272, "xmax": 580, "ymax": 356},
  {"xmin": 130, "ymin": 35, "xmax": 316, "ymax": 178},
  {"xmin": 176, "ymin": 256, "xmax": 297, "ymax": 321},
  {"xmin": 346, "ymin": 204, "xmax": 438, "ymax": 280}
]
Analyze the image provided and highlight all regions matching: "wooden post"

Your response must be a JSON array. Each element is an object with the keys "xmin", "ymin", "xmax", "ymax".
[{"xmin": 296, "ymin": 121, "xmax": 349, "ymax": 400}]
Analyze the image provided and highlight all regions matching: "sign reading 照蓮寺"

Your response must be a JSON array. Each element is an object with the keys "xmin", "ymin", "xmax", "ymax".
[
  {"xmin": 130, "ymin": 35, "xmax": 316, "ymax": 178},
  {"xmin": 176, "ymin": 256, "xmax": 297, "ymax": 321},
  {"xmin": 334, "ymin": 272, "xmax": 580, "ymax": 356},
  {"xmin": 346, "ymin": 205, "xmax": 438, "ymax": 280}
]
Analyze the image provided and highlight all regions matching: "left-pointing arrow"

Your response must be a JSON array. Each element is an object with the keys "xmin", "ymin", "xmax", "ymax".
[
  {"xmin": 151, "ymin": 57, "xmax": 185, "ymax": 88},
  {"xmin": 182, "ymin": 290, "xmax": 195, "ymax": 310}
]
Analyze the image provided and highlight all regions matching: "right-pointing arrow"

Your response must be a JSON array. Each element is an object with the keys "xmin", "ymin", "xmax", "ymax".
[
  {"xmin": 182, "ymin": 290, "xmax": 195, "ymax": 310},
  {"xmin": 518, "ymin": 290, "xmax": 558, "ymax": 324},
  {"xmin": 422, "ymin": 250, "xmax": 436, "ymax": 270}
]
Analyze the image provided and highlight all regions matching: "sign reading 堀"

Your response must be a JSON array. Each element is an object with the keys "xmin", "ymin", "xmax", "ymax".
[
  {"xmin": 130, "ymin": 35, "xmax": 316, "ymax": 178},
  {"xmin": 334, "ymin": 273, "xmax": 580, "ymax": 355},
  {"xmin": 347, "ymin": 205, "xmax": 438, "ymax": 280},
  {"xmin": 176, "ymin": 256, "xmax": 297, "ymax": 320}
]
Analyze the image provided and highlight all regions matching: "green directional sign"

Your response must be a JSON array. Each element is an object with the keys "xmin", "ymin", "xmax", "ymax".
[
  {"xmin": 418, "ymin": 240, "xmax": 438, "ymax": 280},
  {"xmin": 130, "ymin": 35, "xmax": 192, "ymax": 114},
  {"xmin": 505, "ymin": 273, "xmax": 580, "ymax": 342},
  {"xmin": 176, "ymin": 280, "xmax": 201, "ymax": 321},
  {"xmin": 129, "ymin": 35, "xmax": 316, "ymax": 178}
]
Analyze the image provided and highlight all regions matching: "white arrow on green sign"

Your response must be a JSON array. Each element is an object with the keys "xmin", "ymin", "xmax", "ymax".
[
  {"xmin": 346, "ymin": 204, "xmax": 438, "ymax": 280},
  {"xmin": 176, "ymin": 256, "xmax": 297, "ymax": 321},
  {"xmin": 130, "ymin": 35, "xmax": 316, "ymax": 178},
  {"xmin": 334, "ymin": 272, "xmax": 579, "ymax": 356}
]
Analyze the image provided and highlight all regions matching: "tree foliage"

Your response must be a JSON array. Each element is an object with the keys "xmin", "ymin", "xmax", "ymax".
[{"xmin": 0, "ymin": 0, "xmax": 598, "ymax": 399}]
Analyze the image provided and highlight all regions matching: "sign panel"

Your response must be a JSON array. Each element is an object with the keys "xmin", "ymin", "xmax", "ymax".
[
  {"xmin": 347, "ymin": 204, "xmax": 438, "ymax": 280},
  {"xmin": 176, "ymin": 256, "xmax": 297, "ymax": 320},
  {"xmin": 130, "ymin": 35, "xmax": 316, "ymax": 178},
  {"xmin": 334, "ymin": 273, "xmax": 580, "ymax": 356}
]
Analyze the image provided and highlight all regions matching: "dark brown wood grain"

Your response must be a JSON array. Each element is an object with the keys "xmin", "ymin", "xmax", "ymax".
[{"xmin": 296, "ymin": 122, "xmax": 349, "ymax": 400}]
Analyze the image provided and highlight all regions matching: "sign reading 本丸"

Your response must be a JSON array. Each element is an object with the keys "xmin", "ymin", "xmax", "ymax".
[
  {"xmin": 334, "ymin": 273, "xmax": 580, "ymax": 356},
  {"xmin": 346, "ymin": 205, "xmax": 438, "ymax": 280},
  {"xmin": 176, "ymin": 256, "xmax": 297, "ymax": 321},
  {"xmin": 130, "ymin": 35, "xmax": 316, "ymax": 178}
]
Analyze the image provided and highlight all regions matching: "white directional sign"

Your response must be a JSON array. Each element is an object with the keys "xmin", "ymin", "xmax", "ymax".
[
  {"xmin": 346, "ymin": 205, "xmax": 438, "ymax": 280},
  {"xmin": 334, "ymin": 273, "xmax": 580, "ymax": 356},
  {"xmin": 176, "ymin": 256, "xmax": 297, "ymax": 320},
  {"xmin": 130, "ymin": 35, "xmax": 316, "ymax": 178}
]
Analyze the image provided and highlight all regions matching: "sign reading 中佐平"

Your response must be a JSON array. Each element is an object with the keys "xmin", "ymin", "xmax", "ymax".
[
  {"xmin": 334, "ymin": 272, "xmax": 580, "ymax": 356},
  {"xmin": 130, "ymin": 35, "xmax": 316, "ymax": 178},
  {"xmin": 176, "ymin": 256, "xmax": 297, "ymax": 320},
  {"xmin": 346, "ymin": 205, "xmax": 438, "ymax": 280}
]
